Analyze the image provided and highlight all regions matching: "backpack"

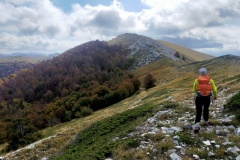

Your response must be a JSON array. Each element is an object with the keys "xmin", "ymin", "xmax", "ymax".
[{"xmin": 197, "ymin": 76, "xmax": 212, "ymax": 96}]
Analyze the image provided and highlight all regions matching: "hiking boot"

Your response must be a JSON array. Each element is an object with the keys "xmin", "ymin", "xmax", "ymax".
[
  {"xmin": 194, "ymin": 127, "xmax": 200, "ymax": 133},
  {"xmin": 203, "ymin": 120, "xmax": 209, "ymax": 126}
]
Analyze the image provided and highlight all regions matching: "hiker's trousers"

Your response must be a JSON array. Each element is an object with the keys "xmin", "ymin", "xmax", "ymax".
[{"xmin": 195, "ymin": 96, "xmax": 211, "ymax": 123}]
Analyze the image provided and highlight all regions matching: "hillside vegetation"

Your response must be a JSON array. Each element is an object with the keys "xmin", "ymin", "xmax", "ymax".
[{"xmin": 0, "ymin": 40, "xmax": 141, "ymax": 151}]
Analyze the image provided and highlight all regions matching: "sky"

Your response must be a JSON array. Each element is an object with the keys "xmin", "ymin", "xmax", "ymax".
[{"xmin": 0, "ymin": 0, "xmax": 240, "ymax": 57}]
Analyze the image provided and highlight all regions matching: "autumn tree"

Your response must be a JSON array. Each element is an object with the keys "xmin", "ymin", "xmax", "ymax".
[{"xmin": 144, "ymin": 73, "xmax": 156, "ymax": 90}]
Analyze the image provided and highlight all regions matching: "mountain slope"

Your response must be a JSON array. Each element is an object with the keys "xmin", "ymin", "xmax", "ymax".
[
  {"xmin": 108, "ymin": 33, "xmax": 214, "ymax": 66},
  {"xmin": 2, "ymin": 55, "xmax": 240, "ymax": 159},
  {"xmin": 108, "ymin": 33, "xmax": 180, "ymax": 67},
  {"xmin": 158, "ymin": 40, "xmax": 214, "ymax": 61},
  {"xmin": 0, "ymin": 40, "xmax": 142, "ymax": 151}
]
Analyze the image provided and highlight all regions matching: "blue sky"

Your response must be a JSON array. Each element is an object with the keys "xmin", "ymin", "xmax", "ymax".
[
  {"xmin": 0, "ymin": 0, "xmax": 240, "ymax": 57},
  {"xmin": 51, "ymin": 0, "xmax": 148, "ymax": 12}
]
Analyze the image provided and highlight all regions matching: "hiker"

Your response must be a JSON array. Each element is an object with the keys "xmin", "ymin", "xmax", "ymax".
[{"xmin": 193, "ymin": 68, "xmax": 217, "ymax": 133}]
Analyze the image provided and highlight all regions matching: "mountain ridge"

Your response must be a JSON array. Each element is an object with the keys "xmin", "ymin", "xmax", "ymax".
[{"xmin": 108, "ymin": 33, "xmax": 214, "ymax": 66}]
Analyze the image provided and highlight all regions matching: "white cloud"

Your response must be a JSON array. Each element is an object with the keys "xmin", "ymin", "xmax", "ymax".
[{"xmin": 0, "ymin": 0, "xmax": 239, "ymax": 56}]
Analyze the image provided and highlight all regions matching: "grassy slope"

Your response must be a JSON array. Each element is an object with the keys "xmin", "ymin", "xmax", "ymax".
[
  {"xmin": 1, "ymin": 56, "xmax": 240, "ymax": 159},
  {"xmin": 157, "ymin": 40, "xmax": 214, "ymax": 61},
  {"xmin": 52, "ymin": 56, "xmax": 240, "ymax": 159}
]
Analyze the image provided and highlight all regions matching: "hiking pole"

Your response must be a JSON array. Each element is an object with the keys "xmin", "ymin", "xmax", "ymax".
[{"xmin": 211, "ymin": 96, "xmax": 215, "ymax": 107}]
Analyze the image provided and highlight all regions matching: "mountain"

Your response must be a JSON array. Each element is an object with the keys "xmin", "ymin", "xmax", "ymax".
[
  {"xmin": 1, "ymin": 34, "xmax": 239, "ymax": 159},
  {"xmin": 108, "ymin": 33, "xmax": 179, "ymax": 67},
  {"xmin": 108, "ymin": 33, "xmax": 213, "ymax": 66}
]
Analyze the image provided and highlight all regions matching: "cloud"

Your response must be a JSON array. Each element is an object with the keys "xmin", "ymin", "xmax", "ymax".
[
  {"xmin": 0, "ymin": 33, "xmax": 81, "ymax": 54},
  {"xmin": 0, "ymin": 0, "xmax": 239, "ymax": 56},
  {"xmin": 162, "ymin": 36, "xmax": 223, "ymax": 49}
]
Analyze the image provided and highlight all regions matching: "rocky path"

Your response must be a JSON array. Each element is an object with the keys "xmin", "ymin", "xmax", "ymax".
[{"xmin": 108, "ymin": 89, "xmax": 240, "ymax": 159}]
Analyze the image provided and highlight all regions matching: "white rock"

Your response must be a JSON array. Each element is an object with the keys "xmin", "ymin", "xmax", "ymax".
[
  {"xmin": 208, "ymin": 151, "xmax": 215, "ymax": 157},
  {"xmin": 161, "ymin": 126, "xmax": 181, "ymax": 134},
  {"xmin": 210, "ymin": 141, "xmax": 216, "ymax": 145},
  {"xmin": 203, "ymin": 140, "xmax": 211, "ymax": 146},
  {"xmin": 215, "ymin": 145, "xmax": 220, "ymax": 148},
  {"xmin": 193, "ymin": 154, "xmax": 200, "ymax": 159},
  {"xmin": 226, "ymin": 146, "xmax": 240, "ymax": 154},
  {"xmin": 236, "ymin": 127, "xmax": 240, "ymax": 135},
  {"xmin": 174, "ymin": 146, "xmax": 183, "ymax": 149},
  {"xmin": 147, "ymin": 131, "xmax": 156, "ymax": 135},
  {"xmin": 169, "ymin": 152, "xmax": 182, "ymax": 160},
  {"xmin": 236, "ymin": 155, "xmax": 240, "ymax": 160},
  {"xmin": 222, "ymin": 141, "xmax": 232, "ymax": 145}
]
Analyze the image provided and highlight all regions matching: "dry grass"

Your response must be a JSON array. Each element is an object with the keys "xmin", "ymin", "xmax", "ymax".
[{"xmin": 157, "ymin": 40, "xmax": 214, "ymax": 61}]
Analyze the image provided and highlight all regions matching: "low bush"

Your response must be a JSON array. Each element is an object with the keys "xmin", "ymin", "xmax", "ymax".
[
  {"xmin": 224, "ymin": 91, "xmax": 240, "ymax": 111},
  {"xmin": 224, "ymin": 91, "xmax": 240, "ymax": 120}
]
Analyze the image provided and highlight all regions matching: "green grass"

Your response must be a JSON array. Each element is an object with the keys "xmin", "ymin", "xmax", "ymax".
[
  {"xmin": 51, "ymin": 103, "xmax": 158, "ymax": 160},
  {"xmin": 142, "ymin": 88, "xmax": 170, "ymax": 100}
]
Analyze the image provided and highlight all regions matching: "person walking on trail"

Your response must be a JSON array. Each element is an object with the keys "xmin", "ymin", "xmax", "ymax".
[{"xmin": 193, "ymin": 68, "xmax": 217, "ymax": 133}]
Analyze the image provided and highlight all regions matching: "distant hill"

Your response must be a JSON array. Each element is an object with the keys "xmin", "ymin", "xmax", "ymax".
[
  {"xmin": 108, "ymin": 33, "xmax": 214, "ymax": 66},
  {"xmin": 157, "ymin": 40, "xmax": 214, "ymax": 61},
  {"xmin": 0, "ymin": 53, "xmax": 61, "ymax": 63},
  {"xmin": 0, "ymin": 61, "xmax": 34, "ymax": 78},
  {"xmin": 0, "ymin": 53, "xmax": 61, "ymax": 78}
]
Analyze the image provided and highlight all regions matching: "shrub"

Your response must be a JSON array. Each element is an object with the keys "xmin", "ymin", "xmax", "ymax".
[
  {"xmin": 162, "ymin": 101, "xmax": 179, "ymax": 109},
  {"xmin": 155, "ymin": 140, "xmax": 174, "ymax": 153},
  {"xmin": 177, "ymin": 132, "xmax": 195, "ymax": 145},
  {"xmin": 144, "ymin": 73, "xmax": 156, "ymax": 90},
  {"xmin": 224, "ymin": 91, "xmax": 240, "ymax": 120},
  {"xmin": 224, "ymin": 91, "xmax": 240, "ymax": 111},
  {"xmin": 80, "ymin": 107, "xmax": 93, "ymax": 117}
]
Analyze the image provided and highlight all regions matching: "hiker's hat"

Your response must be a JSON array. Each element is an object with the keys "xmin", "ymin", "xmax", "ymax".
[{"xmin": 199, "ymin": 68, "xmax": 207, "ymax": 75}]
